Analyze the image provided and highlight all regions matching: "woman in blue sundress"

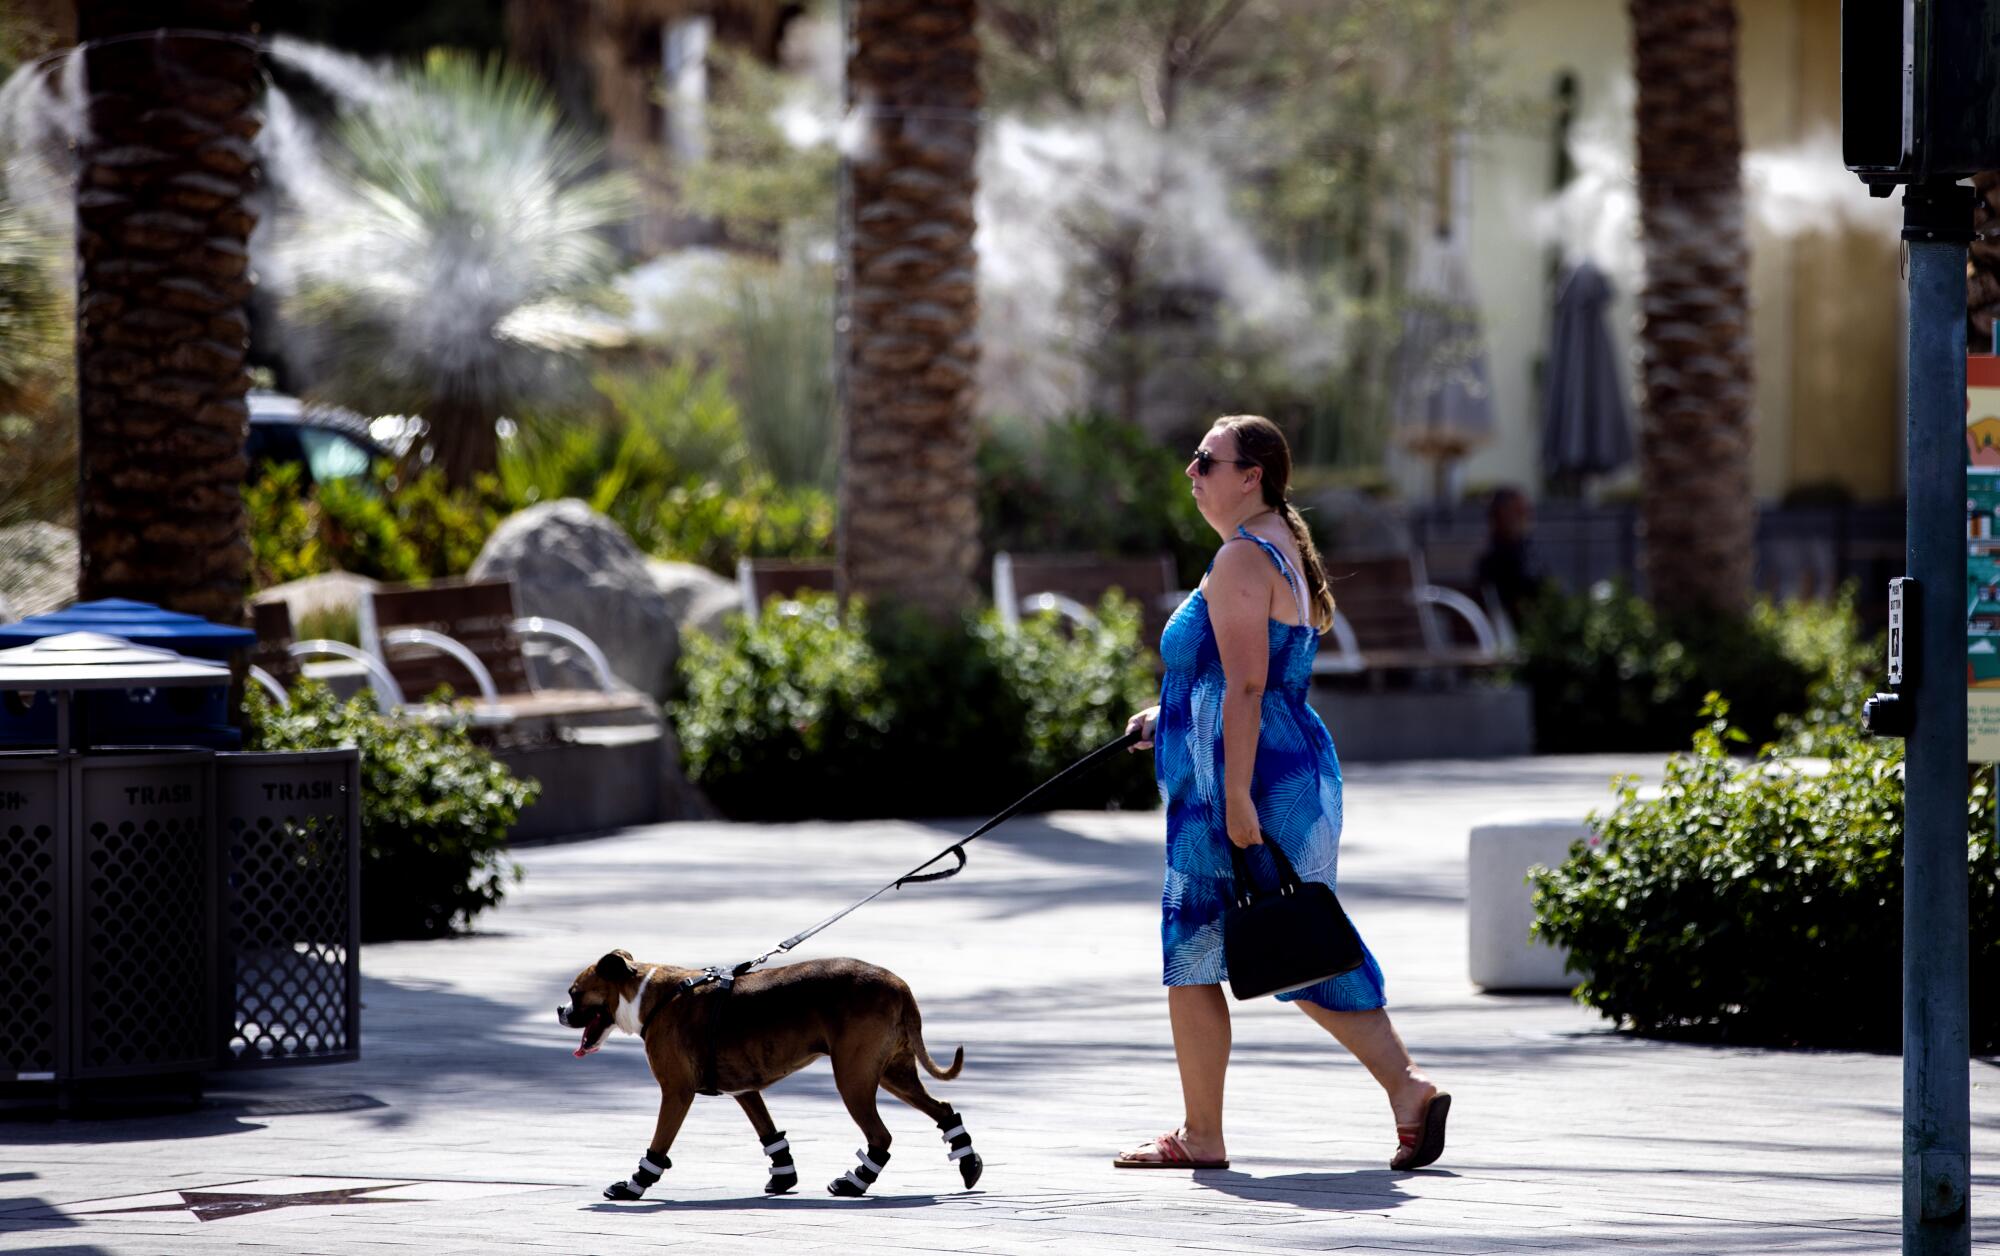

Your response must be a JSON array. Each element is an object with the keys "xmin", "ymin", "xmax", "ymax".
[{"xmin": 1112, "ymin": 415, "xmax": 1450, "ymax": 1173}]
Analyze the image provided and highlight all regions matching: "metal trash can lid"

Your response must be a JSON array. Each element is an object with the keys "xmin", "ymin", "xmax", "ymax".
[
  {"xmin": 0, "ymin": 631, "xmax": 231, "ymax": 691},
  {"xmin": 0, "ymin": 598, "xmax": 255, "ymax": 656}
]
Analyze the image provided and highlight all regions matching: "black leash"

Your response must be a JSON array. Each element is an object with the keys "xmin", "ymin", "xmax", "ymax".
[{"xmin": 646, "ymin": 727, "xmax": 1144, "ymax": 1026}]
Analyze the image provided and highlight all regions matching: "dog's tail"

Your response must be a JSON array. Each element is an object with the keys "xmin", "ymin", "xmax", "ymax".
[{"xmin": 903, "ymin": 996, "xmax": 964, "ymax": 1080}]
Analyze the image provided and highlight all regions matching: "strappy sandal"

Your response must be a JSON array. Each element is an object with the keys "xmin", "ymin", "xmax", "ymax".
[
  {"xmin": 1112, "ymin": 1130, "xmax": 1229, "ymax": 1170},
  {"xmin": 1390, "ymin": 1091, "xmax": 1451, "ymax": 1171}
]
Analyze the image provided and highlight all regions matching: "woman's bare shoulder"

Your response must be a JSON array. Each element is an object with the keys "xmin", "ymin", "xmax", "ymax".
[{"xmin": 1206, "ymin": 539, "xmax": 1272, "ymax": 595}]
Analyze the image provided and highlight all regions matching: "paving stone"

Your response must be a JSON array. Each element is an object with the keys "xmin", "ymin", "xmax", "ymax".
[{"xmin": 1, "ymin": 753, "xmax": 1994, "ymax": 1254}]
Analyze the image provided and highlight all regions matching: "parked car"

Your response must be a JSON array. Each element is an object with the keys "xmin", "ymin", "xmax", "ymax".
[{"xmin": 245, "ymin": 391, "xmax": 396, "ymax": 488}]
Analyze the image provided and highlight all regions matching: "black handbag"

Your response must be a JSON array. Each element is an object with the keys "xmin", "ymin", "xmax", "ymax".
[{"xmin": 1222, "ymin": 840, "xmax": 1365, "ymax": 1000}]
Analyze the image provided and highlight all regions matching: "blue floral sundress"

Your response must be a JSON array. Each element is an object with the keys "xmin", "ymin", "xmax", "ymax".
[{"xmin": 1154, "ymin": 526, "xmax": 1386, "ymax": 1009}]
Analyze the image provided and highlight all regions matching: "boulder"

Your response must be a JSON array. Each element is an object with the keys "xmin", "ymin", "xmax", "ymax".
[
  {"xmin": 0, "ymin": 522, "xmax": 78, "ymax": 619},
  {"xmin": 471, "ymin": 501, "xmax": 675, "ymax": 698},
  {"xmin": 645, "ymin": 559, "xmax": 743, "ymax": 689}
]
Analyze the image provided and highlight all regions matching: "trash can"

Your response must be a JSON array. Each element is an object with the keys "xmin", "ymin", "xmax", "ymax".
[
  {"xmin": 0, "ymin": 600, "xmax": 255, "ymax": 749},
  {"xmin": 0, "ymin": 633, "xmax": 360, "ymax": 1095}
]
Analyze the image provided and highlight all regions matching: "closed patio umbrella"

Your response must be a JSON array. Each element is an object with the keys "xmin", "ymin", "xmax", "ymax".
[{"xmin": 1540, "ymin": 260, "xmax": 1634, "ymax": 486}]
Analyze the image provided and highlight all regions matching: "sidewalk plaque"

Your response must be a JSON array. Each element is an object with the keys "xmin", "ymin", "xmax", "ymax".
[{"xmin": 1967, "ymin": 355, "xmax": 2000, "ymax": 760}]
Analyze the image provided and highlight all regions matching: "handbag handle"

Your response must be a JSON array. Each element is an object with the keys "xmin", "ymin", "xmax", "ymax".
[{"xmin": 1227, "ymin": 839, "xmax": 1306, "ymax": 908}]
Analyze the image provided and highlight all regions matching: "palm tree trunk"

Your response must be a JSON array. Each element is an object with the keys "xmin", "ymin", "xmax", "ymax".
[
  {"xmin": 427, "ymin": 390, "xmax": 500, "ymax": 490},
  {"xmin": 75, "ymin": 1, "xmax": 259, "ymax": 624},
  {"xmin": 1628, "ymin": 0, "xmax": 1755, "ymax": 619},
  {"xmin": 836, "ymin": 0, "xmax": 981, "ymax": 618}
]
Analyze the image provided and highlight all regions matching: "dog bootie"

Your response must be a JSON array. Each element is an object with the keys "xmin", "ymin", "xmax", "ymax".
[
  {"xmin": 604, "ymin": 1150, "xmax": 669, "ymax": 1201},
  {"xmin": 937, "ymin": 1104, "xmax": 983, "ymax": 1189},
  {"xmin": 762, "ymin": 1131, "xmax": 798, "ymax": 1194},
  {"xmin": 828, "ymin": 1145, "xmax": 889, "ymax": 1197}
]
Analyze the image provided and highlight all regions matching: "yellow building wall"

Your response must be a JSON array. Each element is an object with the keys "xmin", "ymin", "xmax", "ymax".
[
  {"xmin": 1784, "ymin": 0, "xmax": 1904, "ymax": 499},
  {"xmin": 1449, "ymin": 0, "xmax": 1904, "ymax": 505}
]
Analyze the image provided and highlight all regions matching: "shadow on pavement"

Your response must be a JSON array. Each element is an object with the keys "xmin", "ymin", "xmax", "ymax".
[
  {"xmin": 0, "ymin": 1103, "xmax": 268, "ymax": 1145},
  {"xmin": 583, "ymin": 1191, "xmax": 959, "ymax": 1213},
  {"xmin": 1196, "ymin": 1167, "xmax": 1417, "ymax": 1210}
]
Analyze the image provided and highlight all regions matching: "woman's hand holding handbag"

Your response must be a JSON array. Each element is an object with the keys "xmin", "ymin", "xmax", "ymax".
[{"xmin": 1221, "ymin": 840, "xmax": 1365, "ymax": 1001}]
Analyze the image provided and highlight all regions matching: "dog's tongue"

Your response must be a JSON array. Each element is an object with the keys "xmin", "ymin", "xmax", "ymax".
[{"xmin": 574, "ymin": 1014, "xmax": 606, "ymax": 1059}]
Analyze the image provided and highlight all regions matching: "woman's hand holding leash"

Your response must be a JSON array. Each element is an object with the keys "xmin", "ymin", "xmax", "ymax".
[{"xmin": 1125, "ymin": 706, "xmax": 1158, "ymax": 750}]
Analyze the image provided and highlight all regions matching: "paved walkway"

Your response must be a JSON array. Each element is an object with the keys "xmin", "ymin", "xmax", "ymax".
[{"xmin": 4, "ymin": 754, "xmax": 1995, "ymax": 1255}]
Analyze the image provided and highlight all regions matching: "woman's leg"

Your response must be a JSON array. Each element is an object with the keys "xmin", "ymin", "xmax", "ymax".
[
  {"xmin": 1122, "ymin": 983, "xmax": 1231, "ymax": 1161},
  {"xmin": 1294, "ymin": 1003, "xmax": 1437, "ymax": 1128},
  {"xmin": 1168, "ymin": 984, "xmax": 1231, "ymax": 1156}
]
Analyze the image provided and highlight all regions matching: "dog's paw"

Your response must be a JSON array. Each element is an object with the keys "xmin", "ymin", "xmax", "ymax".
[
  {"xmin": 764, "ymin": 1167, "xmax": 798, "ymax": 1195},
  {"xmin": 603, "ymin": 1180, "xmax": 647, "ymax": 1202},
  {"xmin": 827, "ymin": 1175, "xmax": 868, "ymax": 1198},
  {"xmin": 958, "ymin": 1152, "xmax": 984, "ymax": 1190}
]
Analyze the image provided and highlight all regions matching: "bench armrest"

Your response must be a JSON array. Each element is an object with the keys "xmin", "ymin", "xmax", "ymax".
[
  {"xmin": 380, "ymin": 628, "xmax": 501, "ymax": 702},
  {"xmin": 1019, "ymin": 591, "xmax": 1097, "ymax": 628},
  {"xmin": 514, "ymin": 616, "xmax": 622, "ymax": 692},
  {"xmin": 247, "ymin": 665, "xmax": 292, "ymax": 709},
  {"xmin": 289, "ymin": 639, "xmax": 408, "ymax": 711},
  {"xmin": 1311, "ymin": 611, "xmax": 1367, "ymax": 675},
  {"xmin": 1416, "ymin": 585, "xmax": 1501, "ymax": 656}
]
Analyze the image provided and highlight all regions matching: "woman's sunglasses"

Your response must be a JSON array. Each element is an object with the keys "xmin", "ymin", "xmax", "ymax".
[{"xmin": 1191, "ymin": 448, "xmax": 1257, "ymax": 476}]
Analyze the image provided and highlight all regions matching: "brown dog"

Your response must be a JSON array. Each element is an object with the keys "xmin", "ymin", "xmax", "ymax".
[{"xmin": 558, "ymin": 950, "xmax": 983, "ymax": 1199}]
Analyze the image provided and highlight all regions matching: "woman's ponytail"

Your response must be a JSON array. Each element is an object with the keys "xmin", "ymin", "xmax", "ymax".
[{"xmin": 1277, "ymin": 501, "xmax": 1336, "ymax": 633}]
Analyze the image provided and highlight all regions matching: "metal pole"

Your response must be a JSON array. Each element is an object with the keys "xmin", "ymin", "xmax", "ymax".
[{"xmin": 1900, "ymin": 178, "xmax": 1974, "ymax": 1256}]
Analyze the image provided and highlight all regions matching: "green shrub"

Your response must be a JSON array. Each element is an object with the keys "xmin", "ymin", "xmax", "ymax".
[
  {"xmin": 1519, "ymin": 581, "xmax": 1875, "ymax": 753},
  {"xmin": 245, "ymin": 461, "xmax": 503, "ymax": 591},
  {"xmin": 500, "ymin": 363, "xmax": 834, "ymax": 573},
  {"xmin": 1531, "ymin": 696, "xmax": 2000, "ymax": 1051},
  {"xmin": 979, "ymin": 414, "xmax": 1213, "ymax": 588},
  {"xmin": 313, "ymin": 474, "xmax": 426, "ymax": 584},
  {"xmin": 674, "ymin": 595, "xmax": 892, "ymax": 819},
  {"xmin": 244, "ymin": 681, "xmax": 537, "ymax": 940},
  {"xmin": 972, "ymin": 594, "xmax": 1161, "ymax": 807},
  {"xmin": 676, "ymin": 592, "xmax": 1158, "ymax": 820},
  {"xmin": 370, "ymin": 465, "xmax": 507, "ymax": 579},
  {"xmin": 651, "ymin": 471, "xmax": 835, "ymax": 574},
  {"xmin": 246, "ymin": 463, "xmax": 328, "ymax": 589}
]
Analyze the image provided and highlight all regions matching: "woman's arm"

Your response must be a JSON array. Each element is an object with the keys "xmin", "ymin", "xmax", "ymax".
[{"xmin": 1207, "ymin": 541, "xmax": 1272, "ymax": 848}]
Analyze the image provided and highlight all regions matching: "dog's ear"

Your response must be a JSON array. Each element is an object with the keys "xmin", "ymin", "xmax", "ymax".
[{"xmin": 596, "ymin": 950, "xmax": 634, "ymax": 983}]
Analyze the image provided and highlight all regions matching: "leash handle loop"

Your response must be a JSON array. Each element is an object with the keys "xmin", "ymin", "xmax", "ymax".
[
  {"xmin": 895, "ymin": 844, "xmax": 965, "ymax": 886},
  {"xmin": 726, "ymin": 727, "xmax": 1141, "ymax": 977}
]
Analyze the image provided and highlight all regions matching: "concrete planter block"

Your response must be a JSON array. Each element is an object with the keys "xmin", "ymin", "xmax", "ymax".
[
  {"xmin": 1308, "ymin": 682, "xmax": 1533, "ymax": 762},
  {"xmin": 1467, "ymin": 819, "xmax": 1590, "ymax": 991}
]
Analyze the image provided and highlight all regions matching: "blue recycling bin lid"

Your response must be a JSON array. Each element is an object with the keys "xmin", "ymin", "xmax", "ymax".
[{"xmin": 0, "ymin": 598, "xmax": 254, "ymax": 660}]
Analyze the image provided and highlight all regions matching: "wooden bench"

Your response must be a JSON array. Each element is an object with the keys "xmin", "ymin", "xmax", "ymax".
[
  {"xmin": 1316, "ymin": 552, "xmax": 1511, "ymax": 678},
  {"xmin": 735, "ymin": 558, "xmax": 839, "ymax": 625},
  {"xmin": 992, "ymin": 552, "xmax": 1181, "ymax": 645},
  {"xmin": 358, "ymin": 578, "xmax": 655, "ymax": 729},
  {"xmin": 250, "ymin": 598, "xmax": 407, "ymax": 713}
]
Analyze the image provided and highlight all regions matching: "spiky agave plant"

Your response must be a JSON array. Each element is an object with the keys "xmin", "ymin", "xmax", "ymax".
[{"xmin": 270, "ymin": 50, "xmax": 637, "ymax": 486}]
